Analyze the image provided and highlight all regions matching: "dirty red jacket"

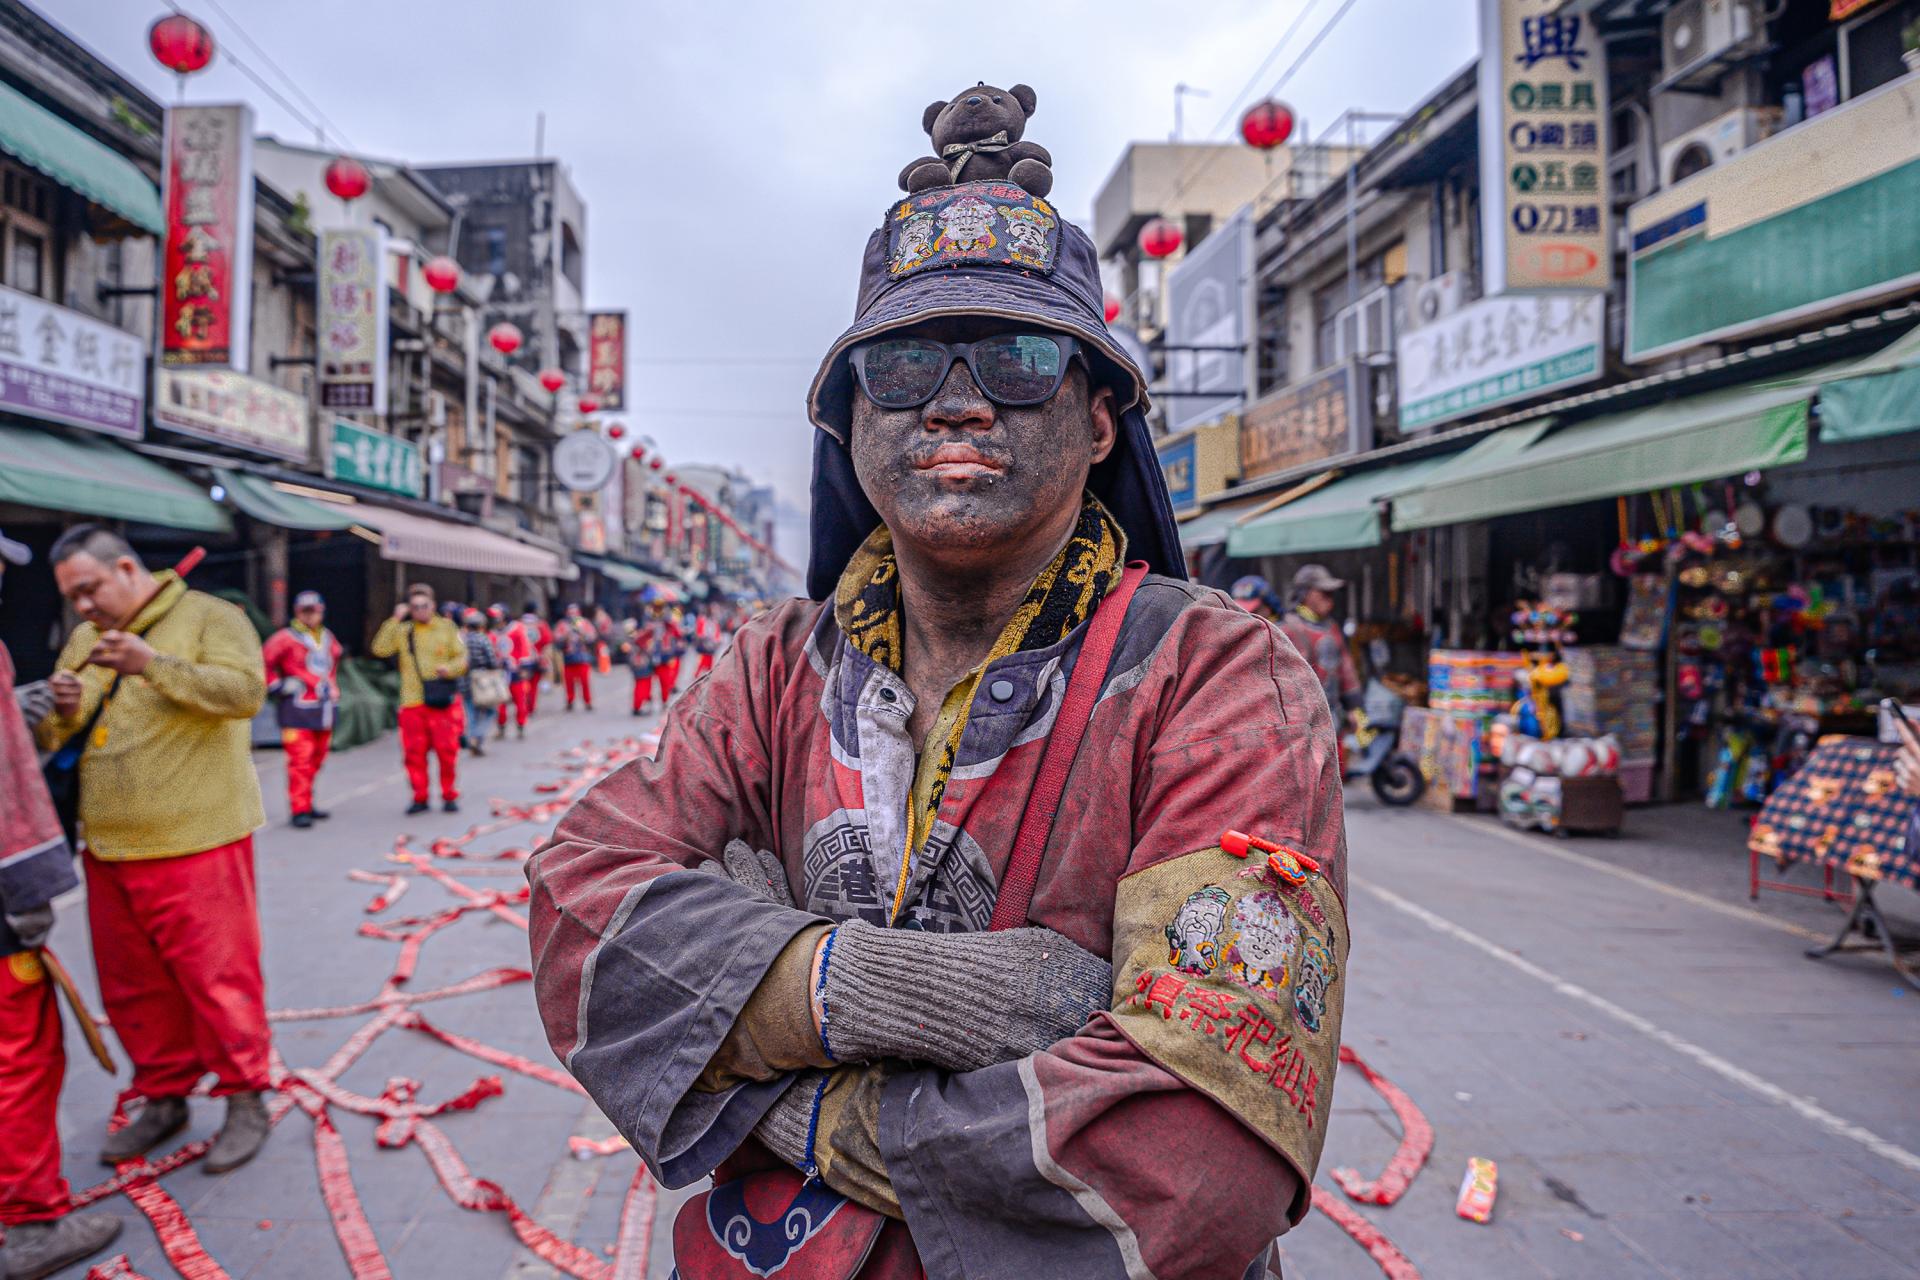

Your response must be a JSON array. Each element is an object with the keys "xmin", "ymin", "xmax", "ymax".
[{"xmin": 526, "ymin": 576, "xmax": 1350, "ymax": 1280}]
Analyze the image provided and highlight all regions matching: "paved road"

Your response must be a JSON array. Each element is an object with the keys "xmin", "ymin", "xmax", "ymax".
[
  {"xmin": 1276, "ymin": 791, "xmax": 1920, "ymax": 1279},
  {"xmin": 38, "ymin": 670, "xmax": 1920, "ymax": 1278}
]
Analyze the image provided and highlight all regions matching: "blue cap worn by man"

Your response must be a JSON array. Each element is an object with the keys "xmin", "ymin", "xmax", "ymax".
[{"xmin": 527, "ymin": 121, "xmax": 1349, "ymax": 1280}]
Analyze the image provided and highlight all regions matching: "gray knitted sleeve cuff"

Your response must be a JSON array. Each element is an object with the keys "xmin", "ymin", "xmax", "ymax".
[{"xmin": 753, "ymin": 1071, "xmax": 826, "ymax": 1173}]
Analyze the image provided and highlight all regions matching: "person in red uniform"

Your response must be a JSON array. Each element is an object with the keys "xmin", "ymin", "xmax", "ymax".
[
  {"xmin": 261, "ymin": 590, "xmax": 343, "ymax": 830},
  {"xmin": 495, "ymin": 606, "xmax": 535, "ymax": 738},
  {"xmin": 558, "ymin": 604, "xmax": 596, "ymax": 711},
  {"xmin": 0, "ymin": 530, "xmax": 123, "ymax": 1280},
  {"xmin": 521, "ymin": 603, "xmax": 553, "ymax": 716},
  {"xmin": 653, "ymin": 603, "xmax": 686, "ymax": 704},
  {"xmin": 692, "ymin": 605, "xmax": 719, "ymax": 679}
]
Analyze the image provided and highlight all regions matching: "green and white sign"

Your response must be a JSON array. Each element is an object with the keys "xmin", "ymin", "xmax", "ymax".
[
  {"xmin": 1396, "ymin": 291, "xmax": 1602, "ymax": 430},
  {"xmin": 327, "ymin": 417, "xmax": 422, "ymax": 498}
]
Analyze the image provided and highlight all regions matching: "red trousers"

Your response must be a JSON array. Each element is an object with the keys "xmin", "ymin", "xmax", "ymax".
[
  {"xmin": 503, "ymin": 678, "xmax": 534, "ymax": 728},
  {"xmin": 86, "ymin": 838, "xmax": 271, "ymax": 1099},
  {"xmin": 0, "ymin": 951, "xmax": 66, "ymax": 1224},
  {"xmin": 695, "ymin": 653, "xmax": 715, "ymax": 677},
  {"xmin": 631, "ymin": 674, "xmax": 653, "ymax": 710},
  {"xmin": 399, "ymin": 703, "xmax": 461, "ymax": 803},
  {"xmin": 658, "ymin": 659, "xmax": 680, "ymax": 700},
  {"xmin": 564, "ymin": 662, "xmax": 593, "ymax": 708},
  {"xmin": 282, "ymin": 727, "xmax": 331, "ymax": 815}
]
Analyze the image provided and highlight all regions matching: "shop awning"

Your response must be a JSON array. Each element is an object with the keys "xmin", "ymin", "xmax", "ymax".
[
  {"xmin": 0, "ymin": 80, "xmax": 163, "ymax": 234},
  {"xmin": 1391, "ymin": 382, "xmax": 1811, "ymax": 531},
  {"xmin": 214, "ymin": 470, "xmax": 356, "ymax": 532},
  {"xmin": 0, "ymin": 421, "xmax": 230, "ymax": 532},
  {"xmin": 340, "ymin": 501, "xmax": 575, "ymax": 579},
  {"xmin": 576, "ymin": 553, "xmax": 652, "ymax": 592},
  {"xmin": 1229, "ymin": 455, "xmax": 1457, "ymax": 558},
  {"xmin": 1177, "ymin": 496, "xmax": 1272, "ymax": 551},
  {"xmin": 1807, "ymin": 324, "xmax": 1920, "ymax": 444}
]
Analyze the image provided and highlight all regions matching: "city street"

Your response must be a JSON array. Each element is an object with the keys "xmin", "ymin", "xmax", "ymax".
[{"xmin": 28, "ymin": 676, "xmax": 1918, "ymax": 1279}]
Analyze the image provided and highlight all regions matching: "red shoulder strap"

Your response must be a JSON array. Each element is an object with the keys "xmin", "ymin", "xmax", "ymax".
[{"xmin": 988, "ymin": 562, "xmax": 1148, "ymax": 932}]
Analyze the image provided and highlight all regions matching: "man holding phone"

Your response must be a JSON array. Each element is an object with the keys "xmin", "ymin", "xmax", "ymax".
[{"xmin": 372, "ymin": 583, "xmax": 469, "ymax": 815}]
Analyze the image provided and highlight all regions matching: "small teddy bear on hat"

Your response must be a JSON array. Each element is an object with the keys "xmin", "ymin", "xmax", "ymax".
[{"xmin": 899, "ymin": 82, "xmax": 1054, "ymax": 199}]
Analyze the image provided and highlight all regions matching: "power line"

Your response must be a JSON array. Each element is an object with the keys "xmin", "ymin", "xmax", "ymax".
[
  {"xmin": 193, "ymin": 0, "xmax": 359, "ymax": 152},
  {"xmin": 163, "ymin": 1, "xmax": 356, "ymax": 153}
]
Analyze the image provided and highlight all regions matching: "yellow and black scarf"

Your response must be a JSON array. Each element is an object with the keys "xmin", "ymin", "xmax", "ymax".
[{"xmin": 835, "ymin": 495, "xmax": 1126, "ymax": 919}]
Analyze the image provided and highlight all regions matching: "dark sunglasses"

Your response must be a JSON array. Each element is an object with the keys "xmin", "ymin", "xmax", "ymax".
[{"xmin": 849, "ymin": 333, "xmax": 1081, "ymax": 410}]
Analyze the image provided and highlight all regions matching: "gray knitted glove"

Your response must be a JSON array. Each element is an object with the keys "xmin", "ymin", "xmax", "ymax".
[
  {"xmin": 13, "ymin": 679, "xmax": 52, "ymax": 728},
  {"xmin": 753, "ymin": 1070, "xmax": 826, "ymax": 1171},
  {"xmin": 820, "ymin": 920, "xmax": 1111, "ymax": 1072},
  {"xmin": 696, "ymin": 839, "xmax": 795, "ymax": 907}
]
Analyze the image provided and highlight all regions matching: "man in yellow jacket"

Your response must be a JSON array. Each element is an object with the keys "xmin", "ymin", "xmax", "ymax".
[
  {"xmin": 36, "ymin": 525, "xmax": 272, "ymax": 1175},
  {"xmin": 371, "ymin": 582, "xmax": 469, "ymax": 815}
]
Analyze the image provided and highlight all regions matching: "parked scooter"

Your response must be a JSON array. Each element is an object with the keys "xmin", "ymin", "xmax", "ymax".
[{"xmin": 1346, "ymin": 672, "xmax": 1426, "ymax": 806}]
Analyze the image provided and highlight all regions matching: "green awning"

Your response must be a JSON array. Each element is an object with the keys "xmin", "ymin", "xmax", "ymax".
[
  {"xmin": 1808, "ymin": 324, "xmax": 1920, "ymax": 444},
  {"xmin": 214, "ymin": 470, "xmax": 355, "ymax": 531},
  {"xmin": 1229, "ymin": 455, "xmax": 1456, "ymax": 558},
  {"xmin": 0, "ymin": 421, "xmax": 230, "ymax": 532},
  {"xmin": 1390, "ymin": 382, "xmax": 1811, "ymax": 532},
  {"xmin": 1177, "ymin": 497, "xmax": 1270, "ymax": 552},
  {"xmin": 0, "ymin": 80, "xmax": 163, "ymax": 234}
]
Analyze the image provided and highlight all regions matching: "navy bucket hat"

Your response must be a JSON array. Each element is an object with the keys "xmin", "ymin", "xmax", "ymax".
[{"xmin": 805, "ymin": 179, "xmax": 1186, "ymax": 600}]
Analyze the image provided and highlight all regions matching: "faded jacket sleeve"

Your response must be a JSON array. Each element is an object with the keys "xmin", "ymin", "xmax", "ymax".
[
  {"xmin": 874, "ymin": 603, "xmax": 1348, "ymax": 1280},
  {"xmin": 525, "ymin": 604, "xmax": 829, "ymax": 1187},
  {"xmin": 143, "ymin": 602, "xmax": 266, "ymax": 721}
]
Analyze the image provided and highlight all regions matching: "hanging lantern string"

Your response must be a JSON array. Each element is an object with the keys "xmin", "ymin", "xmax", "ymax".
[{"xmin": 160, "ymin": 0, "xmax": 361, "ymax": 154}]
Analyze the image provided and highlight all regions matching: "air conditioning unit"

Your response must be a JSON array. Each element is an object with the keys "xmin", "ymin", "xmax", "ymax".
[
  {"xmin": 1411, "ymin": 273, "xmax": 1467, "ymax": 330},
  {"xmin": 1335, "ymin": 286, "xmax": 1396, "ymax": 362},
  {"xmin": 1658, "ymin": 107, "xmax": 1779, "ymax": 187},
  {"xmin": 1661, "ymin": 0, "xmax": 1759, "ymax": 86}
]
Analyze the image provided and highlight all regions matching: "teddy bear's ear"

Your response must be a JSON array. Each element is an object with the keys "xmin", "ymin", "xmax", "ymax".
[
  {"xmin": 1009, "ymin": 84, "xmax": 1037, "ymax": 116},
  {"xmin": 922, "ymin": 100, "xmax": 948, "ymax": 135}
]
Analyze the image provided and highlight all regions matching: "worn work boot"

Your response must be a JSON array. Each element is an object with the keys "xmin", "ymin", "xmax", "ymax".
[
  {"xmin": 1, "ymin": 1213, "xmax": 123, "ymax": 1280},
  {"xmin": 291, "ymin": 811, "xmax": 314, "ymax": 829},
  {"xmin": 203, "ymin": 1092, "xmax": 270, "ymax": 1174},
  {"xmin": 98, "ymin": 1096, "xmax": 188, "ymax": 1164}
]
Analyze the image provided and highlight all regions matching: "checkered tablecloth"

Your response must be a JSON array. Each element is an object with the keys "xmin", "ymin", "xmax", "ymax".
[{"xmin": 1749, "ymin": 737, "xmax": 1918, "ymax": 889}]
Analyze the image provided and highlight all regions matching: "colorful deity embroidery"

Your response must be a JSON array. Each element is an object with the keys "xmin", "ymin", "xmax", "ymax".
[
  {"xmin": 933, "ymin": 195, "xmax": 996, "ymax": 257},
  {"xmin": 1292, "ymin": 933, "xmax": 1335, "ymax": 1034},
  {"xmin": 1165, "ymin": 885, "xmax": 1232, "ymax": 975},
  {"xmin": 889, "ymin": 211, "xmax": 938, "ymax": 276},
  {"xmin": 998, "ymin": 204, "xmax": 1056, "ymax": 268},
  {"xmin": 1224, "ymin": 891, "xmax": 1300, "ymax": 996}
]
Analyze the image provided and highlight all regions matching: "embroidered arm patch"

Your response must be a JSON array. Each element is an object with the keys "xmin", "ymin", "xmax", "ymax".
[{"xmin": 1108, "ymin": 846, "xmax": 1347, "ymax": 1185}]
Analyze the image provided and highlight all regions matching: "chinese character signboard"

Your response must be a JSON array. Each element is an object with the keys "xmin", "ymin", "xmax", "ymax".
[
  {"xmin": 1164, "ymin": 209, "xmax": 1252, "ymax": 432},
  {"xmin": 1159, "ymin": 432, "xmax": 1198, "ymax": 510},
  {"xmin": 1238, "ymin": 363, "xmax": 1372, "ymax": 481},
  {"xmin": 587, "ymin": 311, "xmax": 626, "ymax": 409},
  {"xmin": 161, "ymin": 104, "xmax": 255, "ymax": 370},
  {"xmin": 1479, "ymin": 0, "xmax": 1609, "ymax": 293},
  {"xmin": 0, "ymin": 284, "xmax": 146, "ymax": 438},
  {"xmin": 317, "ymin": 229, "xmax": 389, "ymax": 412},
  {"xmin": 328, "ymin": 418, "xmax": 422, "ymax": 498},
  {"xmin": 153, "ymin": 368, "xmax": 310, "ymax": 459},
  {"xmin": 554, "ymin": 429, "xmax": 615, "ymax": 492},
  {"xmin": 1397, "ymin": 291, "xmax": 1602, "ymax": 429}
]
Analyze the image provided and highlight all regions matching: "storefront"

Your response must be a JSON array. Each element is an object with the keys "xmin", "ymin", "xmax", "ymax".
[{"xmin": 1388, "ymin": 322, "xmax": 1920, "ymax": 809}]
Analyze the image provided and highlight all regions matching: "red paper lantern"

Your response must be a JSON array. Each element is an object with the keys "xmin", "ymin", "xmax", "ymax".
[
  {"xmin": 1103, "ymin": 293, "xmax": 1122, "ymax": 324},
  {"xmin": 577, "ymin": 395, "xmax": 600, "ymax": 415},
  {"xmin": 1239, "ymin": 99, "xmax": 1296, "ymax": 150},
  {"xmin": 606, "ymin": 422, "xmax": 625, "ymax": 440},
  {"xmin": 1138, "ymin": 217, "xmax": 1183, "ymax": 259},
  {"xmin": 538, "ymin": 367, "xmax": 566, "ymax": 393},
  {"xmin": 663, "ymin": 473, "xmax": 676, "ymax": 486},
  {"xmin": 149, "ymin": 14, "xmax": 214, "ymax": 75},
  {"xmin": 324, "ymin": 156, "xmax": 371, "ymax": 202},
  {"xmin": 423, "ymin": 255, "xmax": 461, "ymax": 294},
  {"xmin": 630, "ymin": 444, "xmax": 646, "ymax": 459},
  {"xmin": 649, "ymin": 457, "xmax": 663, "ymax": 471},
  {"xmin": 487, "ymin": 322, "xmax": 523, "ymax": 355}
]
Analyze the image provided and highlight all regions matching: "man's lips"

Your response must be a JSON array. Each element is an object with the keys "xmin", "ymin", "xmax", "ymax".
[{"xmin": 914, "ymin": 443, "xmax": 1004, "ymax": 478}]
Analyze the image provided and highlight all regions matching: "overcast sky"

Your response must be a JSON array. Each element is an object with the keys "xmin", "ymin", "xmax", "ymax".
[{"xmin": 52, "ymin": 0, "xmax": 1477, "ymax": 567}]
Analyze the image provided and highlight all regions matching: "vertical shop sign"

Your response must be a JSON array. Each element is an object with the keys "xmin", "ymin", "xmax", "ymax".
[
  {"xmin": 587, "ymin": 311, "xmax": 626, "ymax": 409},
  {"xmin": 161, "ymin": 104, "xmax": 255, "ymax": 370},
  {"xmin": 317, "ymin": 228, "xmax": 389, "ymax": 412},
  {"xmin": 1479, "ymin": 0, "xmax": 1609, "ymax": 293}
]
